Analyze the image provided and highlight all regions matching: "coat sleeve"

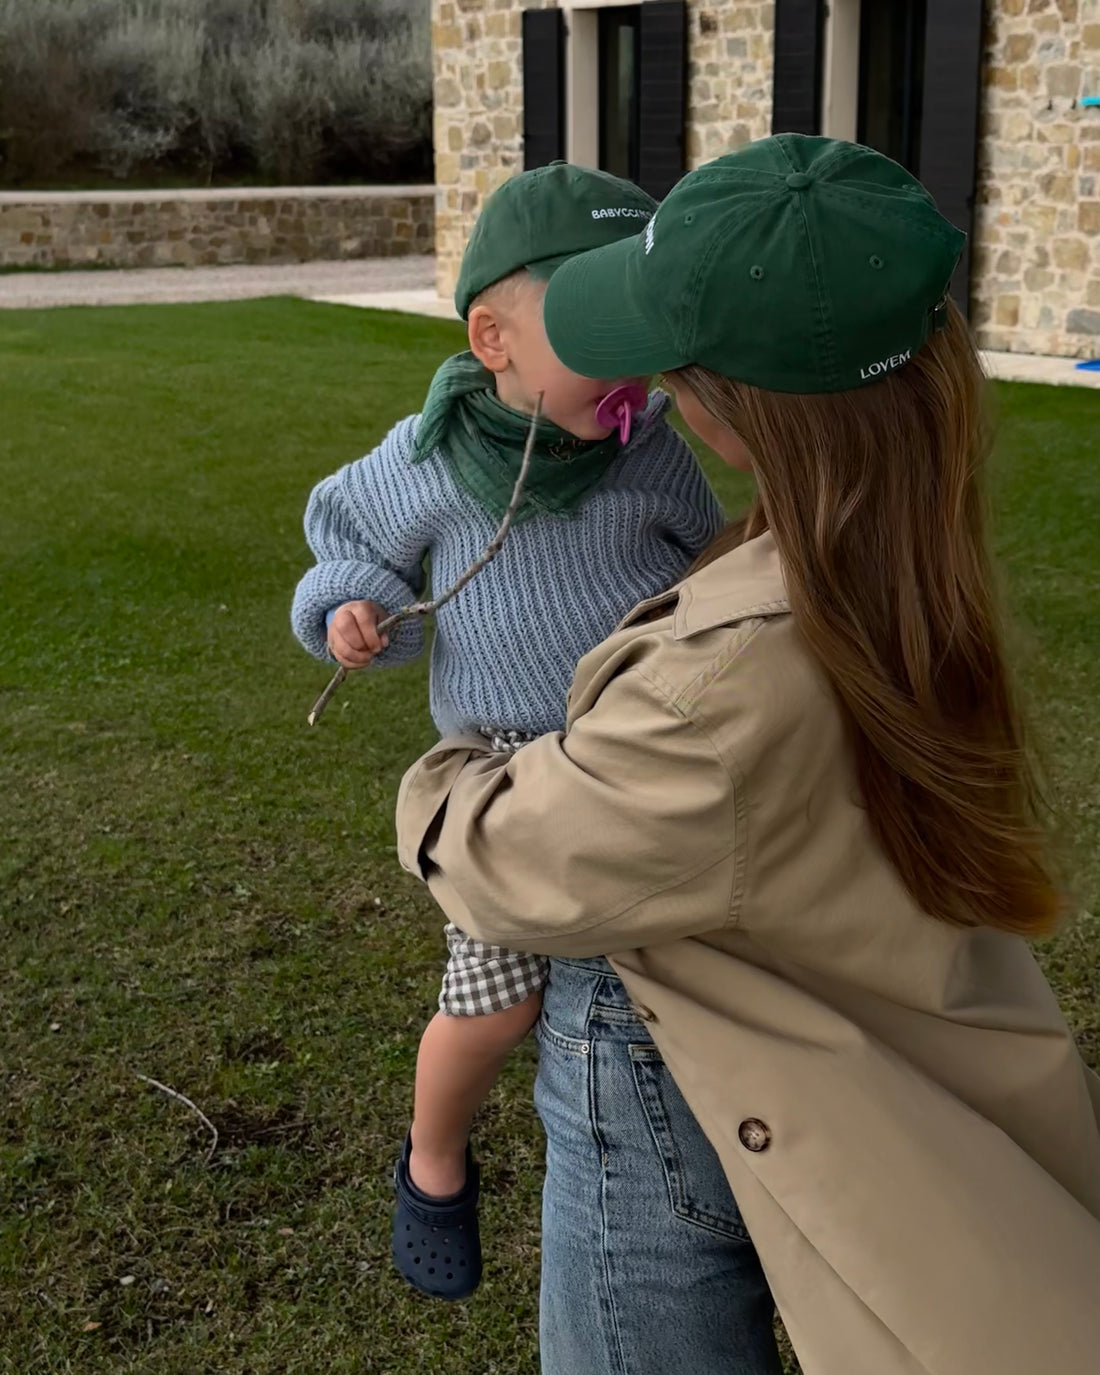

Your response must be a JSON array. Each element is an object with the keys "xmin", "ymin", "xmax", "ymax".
[
  {"xmin": 290, "ymin": 416, "xmax": 430, "ymax": 667},
  {"xmin": 396, "ymin": 665, "xmax": 742, "ymax": 955}
]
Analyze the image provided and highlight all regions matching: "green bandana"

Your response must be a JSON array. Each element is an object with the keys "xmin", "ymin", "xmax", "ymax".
[{"xmin": 412, "ymin": 352, "xmax": 623, "ymax": 523}]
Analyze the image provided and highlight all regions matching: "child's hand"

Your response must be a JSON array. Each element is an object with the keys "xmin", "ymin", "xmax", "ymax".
[{"xmin": 328, "ymin": 600, "xmax": 390, "ymax": 668}]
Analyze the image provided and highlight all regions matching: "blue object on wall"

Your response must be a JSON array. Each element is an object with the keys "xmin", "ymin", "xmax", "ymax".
[{"xmin": 1073, "ymin": 99, "xmax": 1098, "ymax": 377}]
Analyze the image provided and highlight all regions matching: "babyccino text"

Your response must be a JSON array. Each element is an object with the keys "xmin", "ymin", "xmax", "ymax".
[{"xmin": 591, "ymin": 207, "xmax": 654, "ymax": 220}]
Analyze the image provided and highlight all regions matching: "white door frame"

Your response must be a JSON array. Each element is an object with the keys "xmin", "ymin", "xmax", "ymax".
[
  {"xmin": 563, "ymin": 4, "xmax": 601, "ymax": 168},
  {"xmin": 821, "ymin": 0, "xmax": 861, "ymax": 143},
  {"xmin": 562, "ymin": 0, "xmax": 642, "ymax": 169}
]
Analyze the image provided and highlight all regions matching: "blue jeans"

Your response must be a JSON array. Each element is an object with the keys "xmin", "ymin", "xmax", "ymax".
[{"xmin": 534, "ymin": 956, "xmax": 782, "ymax": 1375}]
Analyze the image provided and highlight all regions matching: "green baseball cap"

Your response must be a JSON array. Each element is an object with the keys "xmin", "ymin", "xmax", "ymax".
[
  {"xmin": 454, "ymin": 161, "xmax": 657, "ymax": 320},
  {"xmin": 543, "ymin": 135, "xmax": 967, "ymax": 394}
]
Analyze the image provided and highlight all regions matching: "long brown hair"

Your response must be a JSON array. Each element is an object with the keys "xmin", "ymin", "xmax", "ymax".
[{"xmin": 670, "ymin": 303, "xmax": 1062, "ymax": 935}]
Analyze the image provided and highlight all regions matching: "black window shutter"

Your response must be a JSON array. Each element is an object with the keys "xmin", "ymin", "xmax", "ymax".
[
  {"xmin": 772, "ymin": 0, "xmax": 825, "ymax": 135},
  {"xmin": 917, "ymin": 0, "xmax": 984, "ymax": 313},
  {"xmin": 638, "ymin": 0, "xmax": 687, "ymax": 200},
  {"xmin": 522, "ymin": 8, "xmax": 565, "ymax": 170}
]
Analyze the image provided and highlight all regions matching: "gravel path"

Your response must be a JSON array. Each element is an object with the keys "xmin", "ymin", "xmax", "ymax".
[
  {"xmin": 0, "ymin": 256, "xmax": 436, "ymax": 310},
  {"xmin": 3, "ymin": 255, "xmax": 1094, "ymax": 388}
]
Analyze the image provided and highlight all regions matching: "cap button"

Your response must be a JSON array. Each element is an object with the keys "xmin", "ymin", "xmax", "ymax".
[{"xmin": 785, "ymin": 172, "xmax": 812, "ymax": 191}]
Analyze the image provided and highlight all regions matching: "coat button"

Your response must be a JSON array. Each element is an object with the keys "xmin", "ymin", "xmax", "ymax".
[
  {"xmin": 738, "ymin": 1119, "xmax": 771, "ymax": 1153},
  {"xmin": 632, "ymin": 1003, "xmax": 658, "ymax": 1023}
]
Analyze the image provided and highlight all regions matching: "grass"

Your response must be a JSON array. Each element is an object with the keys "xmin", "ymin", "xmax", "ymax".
[{"xmin": 1, "ymin": 299, "xmax": 1097, "ymax": 1374}]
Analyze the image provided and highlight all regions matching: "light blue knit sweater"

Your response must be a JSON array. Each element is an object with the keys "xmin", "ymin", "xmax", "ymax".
[{"xmin": 291, "ymin": 393, "xmax": 726, "ymax": 738}]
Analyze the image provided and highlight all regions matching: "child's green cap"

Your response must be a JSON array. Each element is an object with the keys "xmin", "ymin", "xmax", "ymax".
[
  {"xmin": 543, "ymin": 135, "xmax": 967, "ymax": 394},
  {"xmin": 454, "ymin": 162, "xmax": 657, "ymax": 320}
]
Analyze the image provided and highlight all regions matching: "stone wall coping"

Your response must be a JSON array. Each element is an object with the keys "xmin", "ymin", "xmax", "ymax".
[{"xmin": 0, "ymin": 184, "xmax": 436, "ymax": 206}]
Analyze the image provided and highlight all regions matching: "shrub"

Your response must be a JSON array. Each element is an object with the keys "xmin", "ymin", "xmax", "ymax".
[
  {"xmin": 0, "ymin": 0, "xmax": 432, "ymax": 187},
  {"xmin": 90, "ymin": 6, "xmax": 208, "ymax": 178}
]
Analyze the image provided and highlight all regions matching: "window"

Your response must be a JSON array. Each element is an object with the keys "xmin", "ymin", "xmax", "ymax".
[
  {"xmin": 599, "ymin": 6, "xmax": 641, "ymax": 182},
  {"xmin": 857, "ymin": 0, "xmax": 927, "ymax": 173},
  {"xmin": 525, "ymin": 1, "xmax": 686, "ymax": 199},
  {"xmin": 811, "ymin": 0, "xmax": 985, "ymax": 311}
]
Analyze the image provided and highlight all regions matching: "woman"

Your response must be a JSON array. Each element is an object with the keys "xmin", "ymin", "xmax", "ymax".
[{"xmin": 396, "ymin": 135, "xmax": 1100, "ymax": 1375}]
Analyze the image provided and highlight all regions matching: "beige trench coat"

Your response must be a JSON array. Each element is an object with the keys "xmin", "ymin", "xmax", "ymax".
[{"xmin": 396, "ymin": 531, "xmax": 1100, "ymax": 1375}]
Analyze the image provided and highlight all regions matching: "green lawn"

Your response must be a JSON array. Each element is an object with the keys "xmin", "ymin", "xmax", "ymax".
[{"xmin": 1, "ymin": 299, "xmax": 1097, "ymax": 1375}]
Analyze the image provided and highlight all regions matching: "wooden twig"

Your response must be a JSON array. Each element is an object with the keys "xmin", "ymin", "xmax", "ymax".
[
  {"xmin": 307, "ymin": 393, "xmax": 543, "ymax": 726},
  {"xmin": 136, "ymin": 1073, "xmax": 219, "ymax": 1164},
  {"xmin": 306, "ymin": 664, "xmax": 346, "ymax": 728}
]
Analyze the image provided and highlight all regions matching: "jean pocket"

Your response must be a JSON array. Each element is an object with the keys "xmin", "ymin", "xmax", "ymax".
[
  {"xmin": 629, "ymin": 1044, "xmax": 751, "ymax": 1242},
  {"xmin": 535, "ymin": 1012, "xmax": 591, "ymax": 1057}
]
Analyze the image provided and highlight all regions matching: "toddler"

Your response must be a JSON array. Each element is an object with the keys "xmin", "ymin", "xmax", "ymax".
[{"xmin": 291, "ymin": 162, "xmax": 725, "ymax": 1299}]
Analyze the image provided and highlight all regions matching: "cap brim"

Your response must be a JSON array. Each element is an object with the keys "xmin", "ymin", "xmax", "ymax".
[
  {"xmin": 525, "ymin": 252, "xmax": 573, "ymax": 280},
  {"xmin": 543, "ymin": 235, "xmax": 687, "ymax": 379}
]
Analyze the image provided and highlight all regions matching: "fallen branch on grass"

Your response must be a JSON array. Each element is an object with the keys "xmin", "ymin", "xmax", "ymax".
[{"xmin": 135, "ymin": 1073, "xmax": 219, "ymax": 1163}]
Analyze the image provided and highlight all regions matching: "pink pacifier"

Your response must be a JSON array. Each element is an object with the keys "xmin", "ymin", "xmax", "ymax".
[{"xmin": 594, "ymin": 382, "xmax": 649, "ymax": 445}]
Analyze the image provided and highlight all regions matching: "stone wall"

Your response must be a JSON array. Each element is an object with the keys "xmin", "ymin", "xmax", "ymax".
[
  {"xmin": 432, "ymin": 0, "xmax": 539, "ymax": 302},
  {"xmin": 972, "ymin": 0, "xmax": 1100, "ymax": 357},
  {"xmin": 0, "ymin": 186, "xmax": 434, "ymax": 271},
  {"xmin": 431, "ymin": 0, "xmax": 774, "ymax": 302},
  {"xmin": 686, "ymin": 2, "xmax": 774, "ymax": 166}
]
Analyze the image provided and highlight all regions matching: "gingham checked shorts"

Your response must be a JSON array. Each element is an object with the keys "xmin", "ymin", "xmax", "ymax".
[
  {"xmin": 439, "ymin": 924, "xmax": 549, "ymax": 1016},
  {"xmin": 436, "ymin": 726, "xmax": 548, "ymax": 1017}
]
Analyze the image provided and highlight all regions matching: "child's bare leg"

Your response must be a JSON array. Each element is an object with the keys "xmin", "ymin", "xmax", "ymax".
[{"xmin": 409, "ymin": 993, "xmax": 541, "ymax": 1197}]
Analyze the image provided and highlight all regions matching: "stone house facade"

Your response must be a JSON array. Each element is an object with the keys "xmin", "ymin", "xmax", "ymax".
[{"xmin": 433, "ymin": 0, "xmax": 1100, "ymax": 358}]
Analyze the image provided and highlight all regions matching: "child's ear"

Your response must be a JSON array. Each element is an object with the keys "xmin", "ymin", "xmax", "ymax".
[{"xmin": 468, "ymin": 305, "xmax": 509, "ymax": 374}]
